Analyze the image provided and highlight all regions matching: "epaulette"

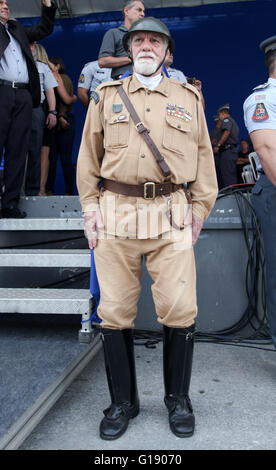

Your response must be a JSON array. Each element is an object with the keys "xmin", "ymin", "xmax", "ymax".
[
  {"xmin": 181, "ymin": 82, "xmax": 200, "ymax": 99},
  {"xmin": 97, "ymin": 79, "xmax": 122, "ymax": 91},
  {"xmin": 253, "ymin": 82, "xmax": 269, "ymax": 91},
  {"xmin": 91, "ymin": 80, "xmax": 123, "ymax": 104}
]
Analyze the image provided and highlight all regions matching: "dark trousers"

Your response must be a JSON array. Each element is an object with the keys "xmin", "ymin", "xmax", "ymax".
[
  {"xmin": 0, "ymin": 86, "xmax": 32, "ymax": 209},
  {"xmin": 219, "ymin": 149, "xmax": 238, "ymax": 188},
  {"xmin": 25, "ymin": 105, "xmax": 45, "ymax": 196},
  {"xmin": 47, "ymin": 112, "xmax": 75, "ymax": 195},
  {"xmin": 252, "ymin": 174, "xmax": 276, "ymax": 348}
]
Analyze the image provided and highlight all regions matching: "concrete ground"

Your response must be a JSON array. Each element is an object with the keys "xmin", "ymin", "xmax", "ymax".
[{"xmin": 19, "ymin": 336, "xmax": 276, "ymax": 451}]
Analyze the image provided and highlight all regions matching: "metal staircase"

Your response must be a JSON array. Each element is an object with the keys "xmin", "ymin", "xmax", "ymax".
[{"xmin": 0, "ymin": 197, "xmax": 94, "ymax": 344}]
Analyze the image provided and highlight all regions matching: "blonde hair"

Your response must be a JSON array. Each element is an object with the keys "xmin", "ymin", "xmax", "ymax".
[{"xmin": 34, "ymin": 43, "xmax": 50, "ymax": 65}]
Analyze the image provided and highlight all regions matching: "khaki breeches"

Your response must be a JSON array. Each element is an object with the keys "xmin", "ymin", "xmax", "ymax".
[{"xmin": 93, "ymin": 235, "xmax": 197, "ymax": 330}]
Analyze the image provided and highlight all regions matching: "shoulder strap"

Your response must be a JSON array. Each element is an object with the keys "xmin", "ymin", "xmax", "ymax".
[{"xmin": 116, "ymin": 84, "xmax": 171, "ymax": 179}]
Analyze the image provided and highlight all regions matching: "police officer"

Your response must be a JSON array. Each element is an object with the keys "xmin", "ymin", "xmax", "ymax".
[
  {"xmin": 77, "ymin": 17, "xmax": 218, "ymax": 440},
  {"xmin": 213, "ymin": 103, "xmax": 239, "ymax": 188},
  {"xmin": 77, "ymin": 60, "xmax": 112, "ymax": 109},
  {"xmin": 243, "ymin": 35, "xmax": 276, "ymax": 349}
]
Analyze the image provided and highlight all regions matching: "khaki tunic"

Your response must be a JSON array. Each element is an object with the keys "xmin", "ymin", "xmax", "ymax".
[
  {"xmin": 77, "ymin": 74, "xmax": 218, "ymax": 328},
  {"xmin": 77, "ymin": 74, "xmax": 218, "ymax": 238}
]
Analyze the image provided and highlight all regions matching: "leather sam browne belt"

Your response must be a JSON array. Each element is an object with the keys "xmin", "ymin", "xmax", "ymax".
[{"xmin": 102, "ymin": 179, "xmax": 185, "ymax": 200}]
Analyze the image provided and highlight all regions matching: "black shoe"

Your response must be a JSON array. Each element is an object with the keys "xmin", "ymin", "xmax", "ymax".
[
  {"xmin": 100, "ymin": 328, "xmax": 139, "ymax": 440},
  {"xmin": 100, "ymin": 402, "xmax": 139, "ymax": 440},
  {"xmin": 163, "ymin": 324, "xmax": 195, "ymax": 438},
  {"xmin": 2, "ymin": 207, "xmax": 27, "ymax": 218}
]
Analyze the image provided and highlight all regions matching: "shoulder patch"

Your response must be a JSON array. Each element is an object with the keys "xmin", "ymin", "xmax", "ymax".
[{"xmin": 90, "ymin": 91, "xmax": 99, "ymax": 104}]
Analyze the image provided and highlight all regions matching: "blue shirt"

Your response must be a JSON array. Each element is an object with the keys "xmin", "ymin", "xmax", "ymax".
[
  {"xmin": 243, "ymin": 77, "xmax": 276, "ymax": 133},
  {"xmin": 78, "ymin": 61, "xmax": 112, "ymax": 94},
  {"xmin": 0, "ymin": 22, "xmax": 29, "ymax": 83},
  {"xmin": 243, "ymin": 77, "xmax": 276, "ymax": 169}
]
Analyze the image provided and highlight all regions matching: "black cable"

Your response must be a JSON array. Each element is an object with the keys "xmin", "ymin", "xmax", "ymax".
[{"xmin": 133, "ymin": 185, "xmax": 274, "ymax": 351}]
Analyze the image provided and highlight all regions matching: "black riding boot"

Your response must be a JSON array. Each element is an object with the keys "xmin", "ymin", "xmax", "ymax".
[
  {"xmin": 99, "ymin": 328, "xmax": 139, "ymax": 440},
  {"xmin": 163, "ymin": 324, "xmax": 195, "ymax": 437}
]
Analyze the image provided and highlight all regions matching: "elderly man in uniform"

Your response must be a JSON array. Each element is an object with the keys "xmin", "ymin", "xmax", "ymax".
[
  {"xmin": 213, "ymin": 103, "xmax": 239, "ymax": 188},
  {"xmin": 98, "ymin": 0, "xmax": 145, "ymax": 80},
  {"xmin": 77, "ymin": 60, "xmax": 112, "ymax": 109},
  {"xmin": 243, "ymin": 35, "xmax": 276, "ymax": 349},
  {"xmin": 77, "ymin": 17, "xmax": 218, "ymax": 440},
  {"xmin": 0, "ymin": 0, "xmax": 56, "ymax": 218}
]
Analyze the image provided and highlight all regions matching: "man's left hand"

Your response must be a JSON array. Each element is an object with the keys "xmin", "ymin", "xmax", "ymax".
[
  {"xmin": 42, "ymin": 0, "xmax": 51, "ymax": 7},
  {"xmin": 192, "ymin": 213, "xmax": 203, "ymax": 246}
]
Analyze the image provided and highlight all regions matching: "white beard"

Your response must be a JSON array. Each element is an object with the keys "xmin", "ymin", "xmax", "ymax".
[{"xmin": 134, "ymin": 52, "xmax": 159, "ymax": 76}]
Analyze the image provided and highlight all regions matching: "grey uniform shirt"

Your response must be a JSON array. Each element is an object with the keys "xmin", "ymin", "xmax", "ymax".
[
  {"xmin": 78, "ymin": 61, "xmax": 112, "ymax": 94},
  {"xmin": 36, "ymin": 61, "xmax": 58, "ymax": 103},
  {"xmin": 98, "ymin": 25, "xmax": 131, "ymax": 79},
  {"xmin": 167, "ymin": 67, "xmax": 187, "ymax": 83},
  {"xmin": 220, "ymin": 116, "xmax": 239, "ymax": 146},
  {"xmin": 0, "ymin": 22, "xmax": 29, "ymax": 83}
]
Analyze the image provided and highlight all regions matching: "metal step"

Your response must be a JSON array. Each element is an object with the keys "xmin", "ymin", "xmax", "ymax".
[
  {"xmin": 0, "ymin": 249, "xmax": 90, "ymax": 267},
  {"xmin": 0, "ymin": 218, "xmax": 84, "ymax": 231},
  {"xmin": 0, "ymin": 288, "xmax": 92, "ymax": 314}
]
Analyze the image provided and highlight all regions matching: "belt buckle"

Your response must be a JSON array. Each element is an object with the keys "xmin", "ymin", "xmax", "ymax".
[
  {"xmin": 12, "ymin": 81, "xmax": 18, "ymax": 89},
  {"xmin": 144, "ymin": 182, "xmax": 155, "ymax": 199}
]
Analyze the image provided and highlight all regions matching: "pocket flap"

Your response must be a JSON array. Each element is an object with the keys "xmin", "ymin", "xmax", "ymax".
[{"xmin": 165, "ymin": 114, "xmax": 191, "ymax": 132}]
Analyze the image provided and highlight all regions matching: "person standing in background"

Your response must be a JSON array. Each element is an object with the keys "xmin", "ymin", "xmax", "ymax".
[
  {"xmin": 77, "ymin": 60, "xmax": 111, "ymax": 109},
  {"xmin": 0, "ymin": 0, "xmax": 56, "ymax": 217},
  {"xmin": 98, "ymin": 0, "xmax": 145, "ymax": 79}
]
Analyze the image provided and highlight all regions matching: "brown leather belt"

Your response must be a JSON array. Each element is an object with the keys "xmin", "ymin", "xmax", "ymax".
[{"xmin": 102, "ymin": 179, "xmax": 186, "ymax": 200}]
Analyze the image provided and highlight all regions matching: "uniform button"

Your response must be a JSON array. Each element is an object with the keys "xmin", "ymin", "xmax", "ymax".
[
  {"xmin": 140, "ymin": 154, "xmax": 145, "ymax": 158},
  {"xmin": 177, "ymin": 125, "xmax": 182, "ymax": 129},
  {"xmin": 147, "ymin": 90, "xmax": 151, "ymax": 95},
  {"xmin": 146, "ymin": 108, "xmax": 150, "ymax": 112}
]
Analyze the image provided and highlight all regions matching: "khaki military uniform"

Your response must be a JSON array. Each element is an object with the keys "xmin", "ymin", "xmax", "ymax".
[{"xmin": 77, "ymin": 73, "xmax": 218, "ymax": 329}]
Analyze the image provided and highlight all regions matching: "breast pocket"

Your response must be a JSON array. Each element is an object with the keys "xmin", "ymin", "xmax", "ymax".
[
  {"xmin": 163, "ymin": 115, "xmax": 194, "ymax": 155},
  {"xmin": 104, "ymin": 114, "xmax": 130, "ymax": 149}
]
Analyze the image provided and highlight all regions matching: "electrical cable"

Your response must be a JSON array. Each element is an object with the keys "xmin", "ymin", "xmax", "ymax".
[{"xmin": 133, "ymin": 185, "xmax": 275, "ymax": 351}]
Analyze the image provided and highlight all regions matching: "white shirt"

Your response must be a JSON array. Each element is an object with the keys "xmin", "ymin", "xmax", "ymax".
[{"xmin": 0, "ymin": 22, "xmax": 29, "ymax": 83}]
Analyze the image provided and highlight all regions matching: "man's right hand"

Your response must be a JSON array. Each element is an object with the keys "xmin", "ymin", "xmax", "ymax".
[{"xmin": 84, "ymin": 209, "xmax": 104, "ymax": 249}]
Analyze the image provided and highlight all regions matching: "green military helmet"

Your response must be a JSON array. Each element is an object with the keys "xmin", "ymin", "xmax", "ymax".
[{"xmin": 122, "ymin": 17, "xmax": 175, "ymax": 54}]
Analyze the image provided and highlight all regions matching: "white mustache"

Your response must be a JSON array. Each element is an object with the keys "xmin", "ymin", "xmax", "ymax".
[{"xmin": 136, "ymin": 51, "xmax": 156, "ymax": 60}]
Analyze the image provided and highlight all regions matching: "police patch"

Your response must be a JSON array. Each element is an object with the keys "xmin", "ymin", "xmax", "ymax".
[
  {"xmin": 78, "ymin": 74, "xmax": 85, "ymax": 84},
  {"xmin": 253, "ymin": 102, "xmax": 269, "ymax": 121},
  {"xmin": 90, "ymin": 91, "xmax": 99, "ymax": 105}
]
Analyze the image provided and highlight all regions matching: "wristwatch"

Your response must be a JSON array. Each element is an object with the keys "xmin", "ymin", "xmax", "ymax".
[{"xmin": 48, "ymin": 110, "xmax": 58, "ymax": 115}]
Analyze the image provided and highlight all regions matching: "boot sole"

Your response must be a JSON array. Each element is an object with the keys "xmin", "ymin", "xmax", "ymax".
[{"xmin": 169, "ymin": 422, "xmax": 195, "ymax": 438}]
